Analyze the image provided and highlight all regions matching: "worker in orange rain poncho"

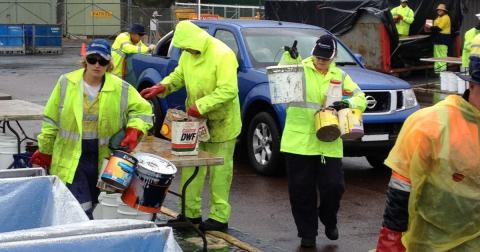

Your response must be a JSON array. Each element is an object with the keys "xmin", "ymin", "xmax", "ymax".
[{"xmin": 375, "ymin": 34, "xmax": 480, "ymax": 252}]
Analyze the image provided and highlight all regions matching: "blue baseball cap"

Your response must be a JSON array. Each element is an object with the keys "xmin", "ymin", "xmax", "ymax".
[
  {"xmin": 86, "ymin": 39, "xmax": 111, "ymax": 61},
  {"xmin": 129, "ymin": 23, "xmax": 146, "ymax": 36}
]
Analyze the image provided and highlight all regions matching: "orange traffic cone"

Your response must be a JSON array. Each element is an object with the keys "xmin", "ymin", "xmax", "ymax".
[{"xmin": 80, "ymin": 42, "xmax": 87, "ymax": 57}]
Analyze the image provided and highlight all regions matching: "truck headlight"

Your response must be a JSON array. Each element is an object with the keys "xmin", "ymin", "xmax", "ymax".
[{"xmin": 404, "ymin": 89, "xmax": 418, "ymax": 109}]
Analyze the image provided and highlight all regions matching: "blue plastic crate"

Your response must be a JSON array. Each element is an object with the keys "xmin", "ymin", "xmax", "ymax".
[{"xmin": 0, "ymin": 24, "xmax": 24, "ymax": 47}]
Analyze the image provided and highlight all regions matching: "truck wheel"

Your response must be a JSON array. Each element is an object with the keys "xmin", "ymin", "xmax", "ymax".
[
  {"xmin": 366, "ymin": 153, "xmax": 389, "ymax": 169},
  {"xmin": 149, "ymin": 96, "xmax": 163, "ymax": 138},
  {"xmin": 247, "ymin": 112, "xmax": 282, "ymax": 176}
]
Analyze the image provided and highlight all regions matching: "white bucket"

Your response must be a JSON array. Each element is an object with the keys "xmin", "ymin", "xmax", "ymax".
[
  {"xmin": 102, "ymin": 193, "xmax": 121, "ymax": 205},
  {"xmin": 440, "ymin": 71, "xmax": 457, "ymax": 92},
  {"xmin": 100, "ymin": 201, "xmax": 118, "ymax": 219},
  {"xmin": 171, "ymin": 121, "xmax": 199, "ymax": 156},
  {"xmin": 266, "ymin": 65, "xmax": 305, "ymax": 104},
  {"xmin": 117, "ymin": 208, "xmax": 153, "ymax": 221},
  {"xmin": 457, "ymin": 76, "xmax": 467, "ymax": 94},
  {"xmin": 0, "ymin": 134, "xmax": 21, "ymax": 170}
]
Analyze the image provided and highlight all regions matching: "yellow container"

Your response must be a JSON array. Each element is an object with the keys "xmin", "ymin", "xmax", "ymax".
[
  {"xmin": 314, "ymin": 109, "xmax": 340, "ymax": 142},
  {"xmin": 338, "ymin": 108, "xmax": 364, "ymax": 140}
]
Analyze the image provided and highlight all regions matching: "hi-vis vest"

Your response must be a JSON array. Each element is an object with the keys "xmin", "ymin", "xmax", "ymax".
[
  {"xmin": 111, "ymin": 32, "xmax": 149, "ymax": 78},
  {"xmin": 37, "ymin": 69, "xmax": 153, "ymax": 184},
  {"xmin": 280, "ymin": 57, "xmax": 367, "ymax": 157}
]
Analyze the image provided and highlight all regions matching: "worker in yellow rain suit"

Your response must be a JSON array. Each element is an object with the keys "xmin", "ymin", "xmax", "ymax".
[
  {"xmin": 391, "ymin": 0, "xmax": 414, "ymax": 37},
  {"xmin": 431, "ymin": 3, "xmax": 451, "ymax": 73},
  {"xmin": 111, "ymin": 23, "xmax": 155, "ymax": 78},
  {"xmin": 375, "ymin": 35, "xmax": 480, "ymax": 252},
  {"xmin": 280, "ymin": 35, "xmax": 366, "ymax": 248},
  {"xmin": 140, "ymin": 20, "xmax": 241, "ymax": 232},
  {"xmin": 32, "ymin": 39, "xmax": 153, "ymax": 219},
  {"xmin": 461, "ymin": 13, "xmax": 480, "ymax": 71}
]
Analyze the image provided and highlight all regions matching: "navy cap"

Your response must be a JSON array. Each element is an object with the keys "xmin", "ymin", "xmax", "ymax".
[
  {"xmin": 129, "ymin": 23, "xmax": 146, "ymax": 35},
  {"xmin": 312, "ymin": 34, "xmax": 337, "ymax": 60},
  {"xmin": 86, "ymin": 39, "xmax": 111, "ymax": 60}
]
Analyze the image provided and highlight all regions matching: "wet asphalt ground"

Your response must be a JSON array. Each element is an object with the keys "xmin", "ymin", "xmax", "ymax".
[{"xmin": 0, "ymin": 41, "xmax": 413, "ymax": 251}]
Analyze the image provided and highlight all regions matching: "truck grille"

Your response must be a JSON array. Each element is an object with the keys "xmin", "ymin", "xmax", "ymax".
[{"xmin": 364, "ymin": 91, "xmax": 391, "ymax": 113}]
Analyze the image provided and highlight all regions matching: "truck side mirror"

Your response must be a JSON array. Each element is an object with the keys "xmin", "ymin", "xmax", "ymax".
[{"xmin": 353, "ymin": 53, "xmax": 364, "ymax": 65}]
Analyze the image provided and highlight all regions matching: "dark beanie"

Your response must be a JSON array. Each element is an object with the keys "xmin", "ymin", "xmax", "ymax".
[
  {"xmin": 312, "ymin": 34, "xmax": 337, "ymax": 60},
  {"xmin": 129, "ymin": 23, "xmax": 146, "ymax": 35}
]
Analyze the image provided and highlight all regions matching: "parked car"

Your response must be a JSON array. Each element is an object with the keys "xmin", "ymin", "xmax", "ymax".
[{"xmin": 125, "ymin": 19, "xmax": 419, "ymax": 175}]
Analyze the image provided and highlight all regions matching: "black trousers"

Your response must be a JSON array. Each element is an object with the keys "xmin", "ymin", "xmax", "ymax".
[
  {"xmin": 285, "ymin": 153, "xmax": 344, "ymax": 239},
  {"xmin": 66, "ymin": 139, "xmax": 100, "ymax": 219}
]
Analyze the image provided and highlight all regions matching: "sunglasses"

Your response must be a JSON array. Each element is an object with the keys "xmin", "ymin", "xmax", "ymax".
[{"xmin": 86, "ymin": 55, "xmax": 109, "ymax": 66}]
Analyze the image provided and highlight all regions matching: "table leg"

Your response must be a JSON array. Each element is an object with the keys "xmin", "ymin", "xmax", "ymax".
[{"xmin": 157, "ymin": 166, "xmax": 208, "ymax": 252}]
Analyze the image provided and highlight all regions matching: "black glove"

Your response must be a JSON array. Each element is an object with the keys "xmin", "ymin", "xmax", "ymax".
[
  {"xmin": 329, "ymin": 100, "xmax": 350, "ymax": 111},
  {"xmin": 284, "ymin": 40, "xmax": 299, "ymax": 59}
]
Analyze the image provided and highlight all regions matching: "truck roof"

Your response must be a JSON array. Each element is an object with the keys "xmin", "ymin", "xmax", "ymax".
[{"xmin": 192, "ymin": 19, "xmax": 326, "ymax": 30}]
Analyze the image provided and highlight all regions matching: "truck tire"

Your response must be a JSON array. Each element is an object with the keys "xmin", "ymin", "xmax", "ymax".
[
  {"xmin": 149, "ymin": 96, "xmax": 163, "ymax": 138},
  {"xmin": 366, "ymin": 153, "xmax": 389, "ymax": 169},
  {"xmin": 247, "ymin": 112, "xmax": 282, "ymax": 176}
]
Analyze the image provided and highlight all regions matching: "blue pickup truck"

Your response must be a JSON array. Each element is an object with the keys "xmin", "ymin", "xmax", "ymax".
[{"xmin": 125, "ymin": 19, "xmax": 419, "ymax": 175}]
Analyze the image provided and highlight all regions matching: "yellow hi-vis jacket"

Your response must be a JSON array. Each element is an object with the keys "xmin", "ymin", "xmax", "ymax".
[
  {"xmin": 111, "ymin": 32, "xmax": 150, "ymax": 78},
  {"xmin": 159, "ymin": 20, "xmax": 242, "ymax": 142},
  {"xmin": 391, "ymin": 5, "xmax": 415, "ymax": 37},
  {"xmin": 385, "ymin": 95, "xmax": 480, "ymax": 251},
  {"xmin": 462, "ymin": 28, "xmax": 480, "ymax": 69},
  {"xmin": 37, "ymin": 69, "xmax": 153, "ymax": 184},
  {"xmin": 280, "ymin": 57, "xmax": 367, "ymax": 157}
]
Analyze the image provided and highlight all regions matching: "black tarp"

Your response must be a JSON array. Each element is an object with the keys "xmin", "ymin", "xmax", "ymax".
[{"xmin": 265, "ymin": 0, "xmax": 467, "ymax": 70}]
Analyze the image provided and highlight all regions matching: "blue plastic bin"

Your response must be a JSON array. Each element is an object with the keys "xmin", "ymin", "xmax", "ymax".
[{"xmin": 0, "ymin": 24, "xmax": 24, "ymax": 47}]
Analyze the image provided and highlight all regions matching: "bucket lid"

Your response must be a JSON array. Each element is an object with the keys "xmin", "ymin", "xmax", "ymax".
[{"xmin": 134, "ymin": 152, "xmax": 177, "ymax": 175}]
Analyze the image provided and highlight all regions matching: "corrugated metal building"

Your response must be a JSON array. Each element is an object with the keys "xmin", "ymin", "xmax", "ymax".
[{"xmin": 0, "ymin": 0, "xmax": 57, "ymax": 24}]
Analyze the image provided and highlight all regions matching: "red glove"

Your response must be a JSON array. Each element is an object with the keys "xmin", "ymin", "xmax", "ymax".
[
  {"xmin": 140, "ymin": 84, "xmax": 166, "ymax": 99},
  {"xmin": 398, "ymin": 15, "xmax": 403, "ymax": 21},
  {"xmin": 31, "ymin": 150, "xmax": 52, "ymax": 169},
  {"xmin": 376, "ymin": 226, "xmax": 406, "ymax": 252},
  {"xmin": 120, "ymin": 128, "xmax": 143, "ymax": 153},
  {"xmin": 187, "ymin": 104, "xmax": 202, "ymax": 118}
]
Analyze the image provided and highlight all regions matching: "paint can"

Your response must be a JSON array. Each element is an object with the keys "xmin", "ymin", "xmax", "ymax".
[
  {"xmin": 97, "ymin": 159, "xmax": 120, "ymax": 192},
  {"xmin": 171, "ymin": 121, "xmax": 199, "ymax": 156},
  {"xmin": 338, "ymin": 108, "xmax": 364, "ymax": 140},
  {"xmin": 161, "ymin": 109, "xmax": 188, "ymax": 140},
  {"xmin": 314, "ymin": 108, "xmax": 340, "ymax": 142},
  {"xmin": 266, "ymin": 65, "xmax": 305, "ymax": 104},
  {"xmin": 101, "ymin": 150, "xmax": 137, "ymax": 190},
  {"xmin": 121, "ymin": 152, "xmax": 177, "ymax": 213}
]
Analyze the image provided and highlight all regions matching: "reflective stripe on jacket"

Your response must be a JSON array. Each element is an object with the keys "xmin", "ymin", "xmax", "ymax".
[
  {"xmin": 391, "ymin": 5, "xmax": 414, "ymax": 37},
  {"xmin": 385, "ymin": 95, "xmax": 480, "ymax": 250},
  {"xmin": 37, "ymin": 69, "xmax": 153, "ymax": 183},
  {"xmin": 280, "ymin": 57, "xmax": 367, "ymax": 157},
  {"xmin": 462, "ymin": 28, "xmax": 480, "ymax": 68},
  {"xmin": 160, "ymin": 21, "xmax": 242, "ymax": 142},
  {"xmin": 111, "ymin": 32, "xmax": 149, "ymax": 77}
]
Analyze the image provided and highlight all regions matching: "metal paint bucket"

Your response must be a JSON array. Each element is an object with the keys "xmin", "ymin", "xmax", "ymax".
[
  {"xmin": 266, "ymin": 65, "xmax": 305, "ymax": 104},
  {"xmin": 97, "ymin": 159, "xmax": 120, "ymax": 192},
  {"xmin": 171, "ymin": 121, "xmax": 199, "ymax": 156},
  {"xmin": 314, "ymin": 109, "xmax": 340, "ymax": 142},
  {"xmin": 101, "ymin": 150, "xmax": 137, "ymax": 190},
  {"xmin": 121, "ymin": 152, "xmax": 177, "ymax": 213},
  {"xmin": 338, "ymin": 108, "xmax": 364, "ymax": 140},
  {"xmin": 161, "ymin": 109, "xmax": 188, "ymax": 140}
]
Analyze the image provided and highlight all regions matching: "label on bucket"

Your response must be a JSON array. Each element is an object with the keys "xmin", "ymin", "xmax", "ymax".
[
  {"xmin": 101, "ymin": 151, "xmax": 137, "ymax": 190},
  {"xmin": 171, "ymin": 121, "xmax": 199, "ymax": 156}
]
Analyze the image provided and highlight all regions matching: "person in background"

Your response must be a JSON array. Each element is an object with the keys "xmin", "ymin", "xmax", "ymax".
[
  {"xmin": 280, "ymin": 34, "xmax": 366, "ymax": 248},
  {"xmin": 431, "ymin": 3, "xmax": 451, "ymax": 73},
  {"xmin": 461, "ymin": 13, "xmax": 480, "ymax": 71},
  {"xmin": 140, "ymin": 20, "xmax": 241, "ymax": 232},
  {"xmin": 391, "ymin": 0, "xmax": 415, "ymax": 38},
  {"xmin": 31, "ymin": 39, "xmax": 153, "ymax": 219},
  {"xmin": 375, "ymin": 34, "xmax": 480, "ymax": 252},
  {"xmin": 111, "ymin": 23, "xmax": 155, "ymax": 78}
]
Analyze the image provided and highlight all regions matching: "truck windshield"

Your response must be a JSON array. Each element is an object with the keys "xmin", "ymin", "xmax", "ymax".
[{"xmin": 242, "ymin": 28, "xmax": 357, "ymax": 68}]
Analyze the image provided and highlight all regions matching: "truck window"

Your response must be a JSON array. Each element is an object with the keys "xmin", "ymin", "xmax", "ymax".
[{"xmin": 214, "ymin": 29, "xmax": 239, "ymax": 56}]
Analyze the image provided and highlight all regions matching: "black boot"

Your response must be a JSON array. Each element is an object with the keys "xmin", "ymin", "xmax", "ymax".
[
  {"xmin": 167, "ymin": 214, "xmax": 202, "ymax": 225},
  {"xmin": 325, "ymin": 225, "xmax": 339, "ymax": 240},
  {"xmin": 300, "ymin": 237, "xmax": 316, "ymax": 248},
  {"xmin": 199, "ymin": 218, "xmax": 228, "ymax": 232}
]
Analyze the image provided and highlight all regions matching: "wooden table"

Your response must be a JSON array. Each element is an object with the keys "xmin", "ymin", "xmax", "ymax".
[
  {"xmin": 420, "ymin": 57, "xmax": 462, "ymax": 65},
  {"xmin": 0, "ymin": 100, "xmax": 44, "ymax": 157},
  {"xmin": 0, "ymin": 92, "xmax": 12, "ymax": 100},
  {"xmin": 399, "ymin": 34, "xmax": 430, "ymax": 42},
  {"xmin": 136, "ymin": 136, "xmax": 224, "ymax": 252}
]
